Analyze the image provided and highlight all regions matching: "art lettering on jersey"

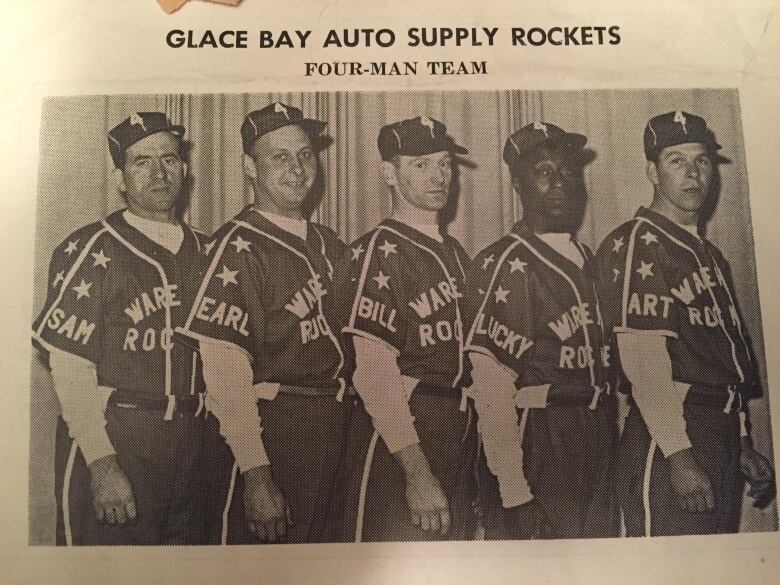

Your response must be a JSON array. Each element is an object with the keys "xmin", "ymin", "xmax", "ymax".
[
  {"xmin": 335, "ymin": 219, "xmax": 470, "ymax": 389},
  {"xmin": 595, "ymin": 207, "xmax": 755, "ymax": 387},
  {"xmin": 179, "ymin": 208, "xmax": 345, "ymax": 387},
  {"xmin": 464, "ymin": 224, "xmax": 608, "ymax": 389},
  {"xmin": 33, "ymin": 210, "xmax": 205, "ymax": 397}
]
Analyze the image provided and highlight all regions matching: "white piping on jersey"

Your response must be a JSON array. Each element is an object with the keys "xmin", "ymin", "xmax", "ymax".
[
  {"xmin": 190, "ymin": 351, "xmax": 197, "ymax": 395},
  {"xmin": 102, "ymin": 221, "xmax": 176, "ymax": 413},
  {"xmin": 452, "ymin": 245, "xmax": 467, "ymax": 281},
  {"xmin": 311, "ymin": 224, "xmax": 336, "ymax": 280},
  {"xmin": 634, "ymin": 217, "xmax": 745, "ymax": 382},
  {"xmin": 233, "ymin": 219, "xmax": 345, "ymax": 379},
  {"xmin": 380, "ymin": 225, "xmax": 466, "ymax": 389},
  {"xmin": 355, "ymin": 430, "xmax": 380, "ymax": 543},
  {"xmin": 183, "ymin": 223, "xmax": 243, "ymax": 331},
  {"xmin": 35, "ymin": 228, "xmax": 108, "ymax": 337},
  {"xmin": 509, "ymin": 234, "xmax": 597, "ymax": 388},
  {"xmin": 221, "ymin": 461, "xmax": 239, "ymax": 545},
  {"xmin": 642, "ymin": 438, "xmax": 657, "ymax": 537},
  {"xmin": 620, "ymin": 221, "xmax": 644, "ymax": 330},
  {"xmin": 348, "ymin": 230, "xmax": 384, "ymax": 330},
  {"xmin": 62, "ymin": 439, "xmax": 78, "ymax": 546}
]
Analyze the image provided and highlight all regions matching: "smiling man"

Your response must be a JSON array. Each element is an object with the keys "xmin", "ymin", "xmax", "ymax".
[
  {"xmin": 177, "ymin": 103, "xmax": 350, "ymax": 544},
  {"xmin": 33, "ymin": 112, "xmax": 208, "ymax": 545},
  {"xmin": 595, "ymin": 111, "xmax": 775, "ymax": 536},
  {"xmin": 332, "ymin": 116, "xmax": 478, "ymax": 542},
  {"xmin": 464, "ymin": 122, "xmax": 617, "ymax": 540}
]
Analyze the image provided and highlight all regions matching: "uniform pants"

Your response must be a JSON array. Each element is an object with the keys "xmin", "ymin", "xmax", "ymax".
[
  {"xmin": 618, "ymin": 402, "xmax": 743, "ymax": 536},
  {"xmin": 480, "ymin": 401, "xmax": 619, "ymax": 540},
  {"xmin": 334, "ymin": 394, "xmax": 479, "ymax": 543},
  {"xmin": 54, "ymin": 407, "xmax": 205, "ymax": 546},
  {"xmin": 203, "ymin": 392, "xmax": 352, "ymax": 544}
]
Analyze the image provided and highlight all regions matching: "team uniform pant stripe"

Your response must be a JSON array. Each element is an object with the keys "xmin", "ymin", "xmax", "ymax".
[
  {"xmin": 642, "ymin": 438, "xmax": 657, "ymax": 537},
  {"xmin": 62, "ymin": 440, "xmax": 78, "ymax": 547},
  {"xmin": 355, "ymin": 430, "xmax": 380, "ymax": 543},
  {"xmin": 221, "ymin": 462, "xmax": 239, "ymax": 545}
]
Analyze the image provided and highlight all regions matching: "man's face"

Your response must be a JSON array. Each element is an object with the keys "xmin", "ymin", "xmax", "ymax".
[
  {"xmin": 119, "ymin": 131, "xmax": 185, "ymax": 220},
  {"xmin": 245, "ymin": 124, "xmax": 317, "ymax": 216},
  {"xmin": 386, "ymin": 150, "xmax": 453, "ymax": 212},
  {"xmin": 650, "ymin": 142, "xmax": 714, "ymax": 215},
  {"xmin": 514, "ymin": 145, "xmax": 587, "ymax": 232}
]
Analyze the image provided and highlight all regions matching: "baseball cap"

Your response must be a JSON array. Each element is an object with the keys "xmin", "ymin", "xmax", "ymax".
[
  {"xmin": 241, "ymin": 102, "xmax": 326, "ymax": 155},
  {"xmin": 377, "ymin": 116, "xmax": 468, "ymax": 162},
  {"xmin": 108, "ymin": 112, "xmax": 185, "ymax": 167},
  {"xmin": 643, "ymin": 111, "xmax": 722, "ymax": 161},
  {"xmin": 503, "ymin": 122, "xmax": 587, "ymax": 169}
]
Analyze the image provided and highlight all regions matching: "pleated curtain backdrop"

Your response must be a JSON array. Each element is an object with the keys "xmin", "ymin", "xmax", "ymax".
[{"xmin": 30, "ymin": 89, "xmax": 775, "ymax": 542}]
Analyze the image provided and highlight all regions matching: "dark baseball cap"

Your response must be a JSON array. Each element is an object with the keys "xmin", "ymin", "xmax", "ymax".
[
  {"xmin": 643, "ymin": 111, "xmax": 722, "ymax": 161},
  {"xmin": 108, "ymin": 112, "xmax": 185, "ymax": 168},
  {"xmin": 378, "ymin": 116, "xmax": 468, "ymax": 162},
  {"xmin": 241, "ymin": 102, "xmax": 326, "ymax": 155},
  {"xmin": 503, "ymin": 122, "xmax": 587, "ymax": 169}
]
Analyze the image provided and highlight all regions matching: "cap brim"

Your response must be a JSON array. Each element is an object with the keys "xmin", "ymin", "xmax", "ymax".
[
  {"xmin": 167, "ymin": 124, "xmax": 186, "ymax": 137},
  {"xmin": 453, "ymin": 144, "xmax": 469, "ymax": 155}
]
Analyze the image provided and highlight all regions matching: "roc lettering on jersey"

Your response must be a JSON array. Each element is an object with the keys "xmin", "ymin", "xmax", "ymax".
[
  {"xmin": 124, "ymin": 285, "xmax": 181, "ymax": 325},
  {"xmin": 123, "ymin": 326, "xmax": 174, "ymax": 352},
  {"xmin": 300, "ymin": 313, "xmax": 332, "ymax": 344},
  {"xmin": 285, "ymin": 274, "xmax": 326, "ymax": 319},
  {"xmin": 474, "ymin": 313, "xmax": 533, "ymax": 359},
  {"xmin": 548, "ymin": 303, "xmax": 593, "ymax": 342},
  {"xmin": 408, "ymin": 278, "xmax": 462, "ymax": 319},
  {"xmin": 195, "ymin": 296, "xmax": 251, "ymax": 336},
  {"xmin": 46, "ymin": 308, "xmax": 96, "ymax": 345},
  {"xmin": 357, "ymin": 296, "xmax": 397, "ymax": 332},
  {"xmin": 419, "ymin": 319, "xmax": 462, "ymax": 348}
]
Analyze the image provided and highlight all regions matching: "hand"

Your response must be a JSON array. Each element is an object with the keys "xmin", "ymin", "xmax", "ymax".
[
  {"xmin": 88, "ymin": 454, "xmax": 137, "ymax": 525},
  {"xmin": 242, "ymin": 465, "xmax": 289, "ymax": 543},
  {"xmin": 503, "ymin": 499, "xmax": 555, "ymax": 540},
  {"xmin": 668, "ymin": 448, "xmax": 714, "ymax": 513},
  {"xmin": 395, "ymin": 444, "xmax": 451, "ymax": 535},
  {"xmin": 740, "ymin": 441, "xmax": 776, "ymax": 509}
]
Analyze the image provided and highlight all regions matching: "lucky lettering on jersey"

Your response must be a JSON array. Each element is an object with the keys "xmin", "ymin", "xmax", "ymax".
[
  {"xmin": 283, "ymin": 274, "xmax": 333, "ymax": 344},
  {"xmin": 122, "ymin": 284, "xmax": 181, "ymax": 352},
  {"xmin": 473, "ymin": 314, "xmax": 534, "ymax": 360}
]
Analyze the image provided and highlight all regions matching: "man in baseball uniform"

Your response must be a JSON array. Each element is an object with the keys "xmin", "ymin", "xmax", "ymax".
[
  {"xmin": 464, "ymin": 122, "xmax": 617, "ymax": 540},
  {"xmin": 595, "ymin": 111, "xmax": 775, "ymax": 536},
  {"xmin": 332, "ymin": 116, "xmax": 478, "ymax": 542},
  {"xmin": 33, "ymin": 112, "xmax": 208, "ymax": 545},
  {"xmin": 177, "ymin": 102, "xmax": 350, "ymax": 544}
]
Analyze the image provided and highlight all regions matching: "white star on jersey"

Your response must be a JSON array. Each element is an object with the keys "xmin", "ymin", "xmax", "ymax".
[
  {"xmin": 378, "ymin": 240, "xmax": 398, "ymax": 258},
  {"xmin": 482, "ymin": 254, "xmax": 495, "ymax": 270},
  {"xmin": 216, "ymin": 265, "xmax": 239, "ymax": 287},
  {"xmin": 640, "ymin": 231, "xmax": 659, "ymax": 246},
  {"xmin": 72, "ymin": 279, "xmax": 92, "ymax": 299},
  {"xmin": 494, "ymin": 285, "xmax": 510, "ymax": 303},
  {"xmin": 636, "ymin": 261, "xmax": 654, "ymax": 280},
  {"xmin": 351, "ymin": 244, "xmax": 365, "ymax": 261},
  {"xmin": 203, "ymin": 240, "xmax": 216, "ymax": 255},
  {"xmin": 64, "ymin": 240, "xmax": 79, "ymax": 256},
  {"xmin": 508, "ymin": 258, "xmax": 527, "ymax": 273},
  {"xmin": 230, "ymin": 235, "xmax": 252, "ymax": 253},
  {"xmin": 91, "ymin": 249, "xmax": 111, "ymax": 269},
  {"xmin": 52, "ymin": 271, "xmax": 65, "ymax": 288},
  {"xmin": 373, "ymin": 271, "xmax": 390, "ymax": 290},
  {"xmin": 612, "ymin": 237, "xmax": 624, "ymax": 253}
]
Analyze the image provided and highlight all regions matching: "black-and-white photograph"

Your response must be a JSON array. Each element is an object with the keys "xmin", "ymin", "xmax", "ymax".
[{"xmin": 30, "ymin": 88, "xmax": 777, "ymax": 546}]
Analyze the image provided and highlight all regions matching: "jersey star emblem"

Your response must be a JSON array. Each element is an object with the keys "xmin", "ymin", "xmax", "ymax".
[
  {"xmin": 203, "ymin": 240, "xmax": 216, "ymax": 255},
  {"xmin": 494, "ymin": 285, "xmax": 510, "ymax": 303},
  {"xmin": 52, "ymin": 271, "xmax": 65, "ymax": 288},
  {"xmin": 351, "ymin": 244, "xmax": 365, "ymax": 261},
  {"xmin": 478, "ymin": 288, "xmax": 485, "ymax": 296},
  {"xmin": 72, "ymin": 279, "xmax": 92, "ymax": 299},
  {"xmin": 64, "ymin": 240, "xmax": 79, "ymax": 256},
  {"xmin": 91, "ymin": 249, "xmax": 111, "ymax": 269},
  {"xmin": 215, "ymin": 265, "xmax": 239, "ymax": 287},
  {"xmin": 230, "ymin": 235, "xmax": 252, "ymax": 254},
  {"xmin": 612, "ymin": 237, "xmax": 624, "ymax": 253},
  {"xmin": 482, "ymin": 254, "xmax": 495, "ymax": 270},
  {"xmin": 508, "ymin": 258, "xmax": 527, "ymax": 273},
  {"xmin": 613, "ymin": 268, "xmax": 620, "ymax": 282},
  {"xmin": 640, "ymin": 231, "xmax": 659, "ymax": 246},
  {"xmin": 378, "ymin": 240, "xmax": 398, "ymax": 258},
  {"xmin": 636, "ymin": 260, "xmax": 654, "ymax": 280},
  {"xmin": 373, "ymin": 271, "xmax": 390, "ymax": 290}
]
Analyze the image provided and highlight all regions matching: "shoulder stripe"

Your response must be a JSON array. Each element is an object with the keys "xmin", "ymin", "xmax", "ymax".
[
  {"xmin": 620, "ymin": 221, "xmax": 644, "ymax": 330},
  {"xmin": 348, "ymin": 229, "xmax": 384, "ymax": 329},
  {"xmin": 311, "ymin": 224, "xmax": 335, "ymax": 280}
]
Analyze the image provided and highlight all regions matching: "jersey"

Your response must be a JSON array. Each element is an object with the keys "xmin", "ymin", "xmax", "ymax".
[
  {"xmin": 178, "ymin": 206, "xmax": 346, "ymax": 388},
  {"xmin": 333, "ymin": 218, "xmax": 471, "ymax": 390},
  {"xmin": 595, "ymin": 206, "xmax": 757, "ymax": 396},
  {"xmin": 464, "ymin": 222, "xmax": 609, "ymax": 393},
  {"xmin": 32, "ymin": 209, "xmax": 206, "ymax": 398}
]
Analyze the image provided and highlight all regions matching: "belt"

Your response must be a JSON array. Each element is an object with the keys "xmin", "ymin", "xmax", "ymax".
[
  {"xmin": 685, "ymin": 383, "xmax": 746, "ymax": 413},
  {"xmin": 108, "ymin": 390, "xmax": 205, "ymax": 417},
  {"xmin": 413, "ymin": 383, "xmax": 461, "ymax": 398},
  {"xmin": 515, "ymin": 381, "xmax": 612, "ymax": 410}
]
